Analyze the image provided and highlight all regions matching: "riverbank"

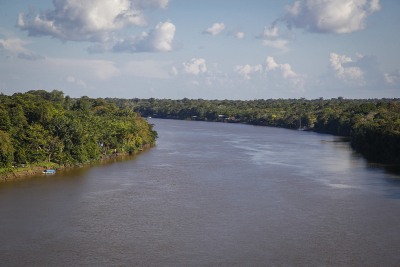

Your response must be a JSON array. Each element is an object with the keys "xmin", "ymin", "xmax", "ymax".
[
  {"xmin": 128, "ymin": 97, "xmax": 400, "ymax": 165},
  {"xmin": 0, "ymin": 145, "xmax": 152, "ymax": 183}
]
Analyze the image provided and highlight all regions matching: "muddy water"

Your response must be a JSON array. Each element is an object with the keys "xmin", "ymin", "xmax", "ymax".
[{"xmin": 1, "ymin": 119, "xmax": 400, "ymax": 266}]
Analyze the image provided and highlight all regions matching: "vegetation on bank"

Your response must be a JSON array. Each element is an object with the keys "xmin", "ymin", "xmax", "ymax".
[
  {"xmin": 1, "ymin": 90, "xmax": 399, "ymax": 176},
  {"xmin": 108, "ymin": 97, "xmax": 400, "ymax": 165},
  {"xmin": 0, "ymin": 90, "xmax": 157, "ymax": 176}
]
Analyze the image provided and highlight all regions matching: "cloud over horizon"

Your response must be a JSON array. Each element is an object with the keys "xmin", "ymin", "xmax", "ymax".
[
  {"xmin": 259, "ymin": 25, "xmax": 290, "ymax": 51},
  {"xmin": 234, "ymin": 56, "xmax": 305, "ymax": 91},
  {"xmin": 0, "ymin": 37, "xmax": 43, "ymax": 60},
  {"xmin": 235, "ymin": 64, "xmax": 263, "ymax": 80},
  {"xmin": 0, "ymin": 0, "xmax": 397, "ymax": 99},
  {"xmin": 284, "ymin": 0, "xmax": 381, "ymax": 34},
  {"xmin": 182, "ymin": 58, "xmax": 207, "ymax": 75},
  {"xmin": 203, "ymin": 23, "xmax": 225, "ymax": 36},
  {"xmin": 265, "ymin": 56, "xmax": 305, "ymax": 89},
  {"xmin": 88, "ymin": 21, "xmax": 176, "ymax": 53},
  {"xmin": 330, "ymin": 52, "xmax": 364, "ymax": 84},
  {"xmin": 16, "ymin": 0, "xmax": 172, "ymax": 53}
]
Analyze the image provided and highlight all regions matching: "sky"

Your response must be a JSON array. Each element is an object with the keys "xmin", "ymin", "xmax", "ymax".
[{"xmin": 0, "ymin": 0, "xmax": 399, "ymax": 100}]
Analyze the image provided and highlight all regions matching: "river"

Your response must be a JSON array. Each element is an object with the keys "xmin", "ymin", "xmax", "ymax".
[{"xmin": 1, "ymin": 118, "xmax": 400, "ymax": 266}]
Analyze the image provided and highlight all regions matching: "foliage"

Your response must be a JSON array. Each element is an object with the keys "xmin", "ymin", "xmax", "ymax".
[
  {"xmin": 2, "ymin": 90, "xmax": 398, "ymax": 167},
  {"xmin": 0, "ymin": 90, "xmax": 157, "ymax": 169},
  {"xmin": 109, "ymin": 97, "xmax": 400, "ymax": 165}
]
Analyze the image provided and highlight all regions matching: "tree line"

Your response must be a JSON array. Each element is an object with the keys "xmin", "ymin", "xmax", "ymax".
[
  {"xmin": 108, "ymin": 97, "xmax": 400, "ymax": 165},
  {"xmin": 0, "ymin": 90, "xmax": 157, "ymax": 172},
  {"xmin": 1, "ymin": 91, "xmax": 398, "ymax": 169}
]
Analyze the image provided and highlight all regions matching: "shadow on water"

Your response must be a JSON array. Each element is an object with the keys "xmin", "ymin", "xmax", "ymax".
[
  {"xmin": 363, "ymin": 163, "xmax": 400, "ymax": 199},
  {"xmin": 53, "ymin": 152, "xmax": 145, "ymax": 178},
  {"xmin": 0, "ymin": 151, "xmax": 147, "ymax": 190},
  {"xmin": 326, "ymin": 136, "xmax": 400, "ymax": 199},
  {"xmin": 382, "ymin": 164, "xmax": 400, "ymax": 176},
  {"xmin": 334, "ymin": 136, "xmax": 400, "ymax": 176},
  {"xmin": 365, "ymin": 163, "xmax": 400, "ymax": 176}
]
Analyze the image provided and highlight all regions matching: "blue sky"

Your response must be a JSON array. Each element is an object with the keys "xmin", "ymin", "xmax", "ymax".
[{"xmin": 0, "ymin": 0, "xmax": 399, "ymax": 99}]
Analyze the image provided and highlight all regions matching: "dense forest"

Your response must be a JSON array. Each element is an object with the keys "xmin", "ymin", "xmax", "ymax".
[
  {"xmin": 108, "ymin": 97, "xmax": 400, "ymax": 165},
  {"xmin": 0, "ymin": 90, "xmax": 157, "ymax": 175},
  {"xmin": 1, "ymin": 90, "xmax": 399, "ymax": 175}
]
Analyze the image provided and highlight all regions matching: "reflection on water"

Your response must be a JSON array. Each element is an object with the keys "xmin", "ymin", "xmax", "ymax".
[{"xmin": 1, "ymin": 119, "xmax": 400, "ymax": 266}]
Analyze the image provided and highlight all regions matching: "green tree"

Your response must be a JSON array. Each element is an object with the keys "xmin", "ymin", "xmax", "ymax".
[{"xmin": 0, "ymin": 131, "xmax": 14, "ymax": 168}]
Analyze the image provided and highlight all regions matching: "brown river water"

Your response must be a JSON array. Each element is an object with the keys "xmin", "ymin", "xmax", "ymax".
[{"xmin": 1, "ymin": 118, "xmax": 400, "ymax": 266}]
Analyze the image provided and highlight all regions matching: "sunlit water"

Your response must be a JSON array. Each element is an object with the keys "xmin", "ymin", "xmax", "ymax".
[{"xmin": 1, "ymin": 119, "xmax": 400, "ymax": 266}]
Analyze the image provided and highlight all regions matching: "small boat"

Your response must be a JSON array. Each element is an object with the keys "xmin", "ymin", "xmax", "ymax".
[{"xmin": 43, "ymin": 169, "xmax": 56, "ymax": 174}]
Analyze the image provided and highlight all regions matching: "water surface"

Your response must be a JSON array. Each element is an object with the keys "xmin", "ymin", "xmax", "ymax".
[{"xmin": 1, "ymin": 119, "xmax": 400, "ymax": 266}]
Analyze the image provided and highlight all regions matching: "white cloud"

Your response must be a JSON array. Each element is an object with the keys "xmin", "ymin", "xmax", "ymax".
[
  {"xmin": 235, "ymin": 64, "xmax": 263, "ymax": 80},
  {"xmin": 148, "ymin": 21, "xmax": 175, "ymax": 52},
  {"xmin": 262, "ymin": 39, "xmax": 290, "ymax": 51},
  {"xmin": 17, "ymin": 0, "xmax": 169, "ymax": 42},
  {"xmin": 369, "ymin": 0, "xmax": 381, "ymax": 12},
  {"xmin": 0, "ymin": 37, "xmax": 42, "ymax": 60},
  {"xmin": 182, "ymin": 58, "xmax": 207, "ymax": 75},
  {"xmin": 265, "ymin": 56, "xmax": 279, "ymax": 71},
  {"xmin": 262, "ymin": 25, "xmax": 279, "ymax": 38},
  {"xmin": 111, "ymin": 21, "xmax": 176, "ymax": 53},
  {"xmin": 233, "ymin": 56, "xmax": 304, "ymax": 89},
  {"xmin": 235, "ymin": 31, "xmax": 245, "ymax": 39},
  {"xmin": 0, "ymin": 37, "xmax": 27, "ymax": 54},
  {"xmin": 284, "ymin": 0, "xmax": 381, "ymax": 34},
  {"xmin": 259, "ymin": 24, "xmax": 290, "ymax": 51},
  {"xmin": 203, "ymin": 23, "xmax": 225, "ymax": 36},
  {"xmin": 384, "ymin": 71, "xmax": 400, "ymax": 85},
  {"xmin": 280, "ymin": 63, "xmax": 298, "ymax": 79},
  {"xmin": 136, "ymin": 0, "xmax": 169, "ymax": 9},
  {"xmin": 265, "ymin": 56, "xmax": 305, "ymax": 88},
  {"xmin": 326, "ymin": 52, "xmax": 396, "ymax": 92},
  {"xmin": 330, "ymin": 52, "xmax": 364, "ymax": 84},
  {"xmin": 286, "ymin": 1, "xmax": 302, "ymax": 17}
]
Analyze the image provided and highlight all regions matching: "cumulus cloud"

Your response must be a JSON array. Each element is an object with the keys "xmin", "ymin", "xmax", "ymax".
[
  {"xmin": 330, "ymin": 52, "xmax": 364, "ymax": 84},
  {"xmin": 328, "ymin": 52, "xmax": 395, "ymax": 90},
  {"xmin": 234, "ymin": 56, "xmax": 304, "ymax": 88},
  {"xmin": 203, "ymin": 23, "xmax": 225, "ymax": 36},
  {"xmin": 280, "ymin": 63, "xmax": 299, "ymax": 79},
  {"xmin": 265, "ymin": 56, "xmax": 279, "ymax": 71},
  {"xmin": 182, "ymin": 58, "xmax": 207, "ymax": 75},
  {"xmin": 266, "ymin": 56, "xmax": 294, "ymax": 77},
  {"xmin": 0, "ymin": 38, "xmax": 26, "ymax": 54},
  {"xmin": 259, "ymin": 25, "xmax": 290, "ymax": 51},
  {"xmin": 284, "ymin": 0, "xmax": 381, "ymax": 34},
  {"xmin": 17, "ymin": 0, "xmax": 169, "ymax": 43},
  {"xmin": 0, "ymin": 37, "xmax": 42, "ymax": 60},
  {"xmin": 384, "ymin": 71, "xmax": 400, "ymax": 85},
  {"xmin": 263, "ymin": 39, "xmax": 290, "ymax": 51},
  {"xmin": 235, "ymin": 31, "xmax": 245, "ymax": 39},
  {"xmin": 262, "ymin": 25, "xmax": 279, "ymax": 38},
  {"xmin": 144, "ymin": 21, "xmax": 175, "ymax": 52},
  {"xmin": 235, "ymin": 64, "xmax": 263, "ymax": 80},
  {"xmin": 136, "ymin": 0, "xmax": 169, "ymax": 9},
  {"xmin": 265, "ymin": 56, "xmax": 305, "ymax": 88},
  {"xmin": 109, "ymin": 21, "xmax": 175, "ymax": 53}
]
